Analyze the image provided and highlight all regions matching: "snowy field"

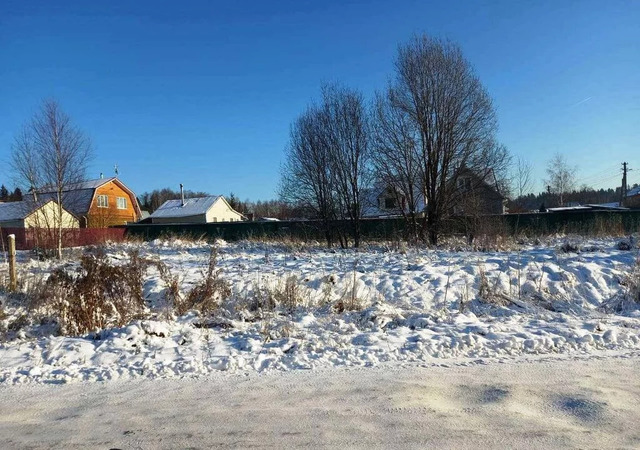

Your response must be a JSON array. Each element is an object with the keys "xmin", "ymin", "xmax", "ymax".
[{"xmin": 0, "ymin": 237, "xmax": 639, "ymax": 384}]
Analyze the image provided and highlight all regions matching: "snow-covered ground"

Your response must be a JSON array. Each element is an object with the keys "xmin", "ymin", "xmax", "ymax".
[
  {"xmin": 1, "ymin": 355, "xmax": 639, "ymax": 449},
  {"xmin": 0, "ymin": 237, "xmax": 639, "ymax": 384}
]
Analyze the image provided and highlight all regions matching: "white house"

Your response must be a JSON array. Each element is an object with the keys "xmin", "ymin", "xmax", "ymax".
[
  {"xmin": 149, "ymin": 196, "xmax": 245, "ymax": 224},
  {"xmin": 0, "ymin": 200, "xmax": 79, "ymax": 229}
]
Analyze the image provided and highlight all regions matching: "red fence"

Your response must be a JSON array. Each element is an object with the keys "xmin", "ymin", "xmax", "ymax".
[{"xmin": 0, "ymin": 227, "xmax": 126, "ymax": 251}]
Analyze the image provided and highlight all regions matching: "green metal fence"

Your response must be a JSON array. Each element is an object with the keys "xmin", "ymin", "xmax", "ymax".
[{"xmin": 124, "ymin": 210, "xmax": 640, "ymax": 243}]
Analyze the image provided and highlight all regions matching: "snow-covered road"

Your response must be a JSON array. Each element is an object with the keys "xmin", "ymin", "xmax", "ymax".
[{"xmin": 1, "ymin": 353, "xmax": 639, "ymax": 449}]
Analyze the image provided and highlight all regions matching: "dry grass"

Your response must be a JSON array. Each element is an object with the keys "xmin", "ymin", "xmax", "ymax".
[
  {"xmin": 179, "ymin": 248, "xmax": 231, "ymax": 316},
  {"xmin": 39, "ymin": 248, "xmax": 149, "ymax": 336},
  {"xmin": 477, "ymin": 265, "xmax": 511, "ymax": 307}
]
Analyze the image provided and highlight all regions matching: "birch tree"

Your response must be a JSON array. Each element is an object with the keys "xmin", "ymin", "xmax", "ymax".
[
  {"xmin": 544, "ymin": 153, "xmax": 576, "ymax": 207},
  {"xmin": 11, "ymin": 100, "xmax": 93, "ymax": 259}
]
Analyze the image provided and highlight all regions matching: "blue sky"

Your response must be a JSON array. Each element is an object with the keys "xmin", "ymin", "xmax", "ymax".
[{"xmin": 1, "ymin": 0, "xmax": 638, "ymax": 200}]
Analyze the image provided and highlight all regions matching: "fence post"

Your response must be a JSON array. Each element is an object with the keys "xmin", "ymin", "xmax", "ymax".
[{"xmin": 8, "ymin": 234, "xmax": 17, "ymax": 291}]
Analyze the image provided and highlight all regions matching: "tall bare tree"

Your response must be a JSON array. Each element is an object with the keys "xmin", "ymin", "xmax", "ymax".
[
  {"xmin": 280, "ymin": 103, "xmax": 337, "ymax": 247},
  {"xmin": 11, "ymin": 100, "xmax": 93, "ymax": 258},
  {"xmin": 321, "ymin": 84, "xmax": 371, "ymax": 247},
  {"xmin": 544, "ymin": 153, "xmax": 576, "ymax": 207},
  {"xmin": 388, "ymin": 34, "xmax": 505, "ymax": 244},
  {"xmin": 280, "ymin": 84, "xmax": 371, "ymax": 248},
  {"xmin": 371, "ymin": 89, "xmax": 423, "ymax": 241}
]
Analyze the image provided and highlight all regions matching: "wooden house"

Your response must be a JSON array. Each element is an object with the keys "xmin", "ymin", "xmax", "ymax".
[{"xmin": 37, "ymin": 177, "xmax": 141, "ymax": 227}]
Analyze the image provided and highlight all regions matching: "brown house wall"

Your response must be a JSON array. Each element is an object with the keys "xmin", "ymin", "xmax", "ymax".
[{"xmin": 87, "ymin": 181, "xmax": 139, "ymax": 227}]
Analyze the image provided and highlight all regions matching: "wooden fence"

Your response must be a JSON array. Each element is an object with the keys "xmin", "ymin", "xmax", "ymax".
[{"xmin": 0, "ymin": 227, "xmax": 127, "ymax": 251}]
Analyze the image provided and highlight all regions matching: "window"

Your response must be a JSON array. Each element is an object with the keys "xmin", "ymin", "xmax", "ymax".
[
  {"xmin": 117, "ymin": 197, "xmax": 127, "ymax": 209},
  {"xmin": 97, "ymin": 195, "xmax": 108, "ymax": 208},
  {"xmin": 384, "ymin": 197, "xmax": 397, "ymax": 209},
  {"xmin": 458, "ymin": 178, "xmax": 472, "ymax": 191}
]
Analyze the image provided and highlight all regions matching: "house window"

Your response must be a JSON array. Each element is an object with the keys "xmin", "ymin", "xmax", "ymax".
[
  {"xmin": 97, "ymin": 195, "xmax": 108, "ymax": 208},
  {"xmin": 458, "ymin": 178, "xmax": 472, "ymax": 191},
  {"xmin": 116, "ymin": 197, "xmax": 127, "ymax": 209},
  {"xmin": 385, "ymin": 197, "xmax": 397, "ymax": 209}
]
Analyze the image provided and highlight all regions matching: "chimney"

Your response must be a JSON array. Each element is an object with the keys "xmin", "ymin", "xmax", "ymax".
[
  {"xmin": 180, "ymin": 183, "xmax": 185, "ymax": 206},
  {"xmin": 100, "ymin": 172, "xmax": 104, "ymax": 179}
]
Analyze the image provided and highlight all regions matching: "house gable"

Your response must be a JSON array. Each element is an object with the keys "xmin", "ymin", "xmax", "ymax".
[
  {"xmin": 86, "ymin": 179, "xmax": 141, "ymax": 227},
  {"xmin": 204, "ymin": 197, "xmax": 245, "ymax": 223}
]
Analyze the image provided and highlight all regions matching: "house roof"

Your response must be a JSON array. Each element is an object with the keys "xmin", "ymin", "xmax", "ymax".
[
  {"xmin": 37, "ymin": 177, "xmax": 116, "ymax": 193},
  {"xmin": 150, "ymin": 196, "xmax": 223, "ymax": 218},
  {"xmin": 0, "ymin": 200, "xmax": 63, "ymax": 222},
  {"xmin": 0, "ymin": 201, "xmax": 32, "ymax": 221},
  {"xmin": 35, "ymin": 190, "xmax": 94, "ymax": 217}
]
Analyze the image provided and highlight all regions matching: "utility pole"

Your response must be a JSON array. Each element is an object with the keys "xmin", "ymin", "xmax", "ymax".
[{"xmin": 621, "ymin": 162, "xmax": 630, "ymax": 206}]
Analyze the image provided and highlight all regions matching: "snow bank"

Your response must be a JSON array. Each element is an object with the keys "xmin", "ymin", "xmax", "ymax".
[{"xmin": 1, "ymin": 238, "xmax": 639, "ymax": 384}]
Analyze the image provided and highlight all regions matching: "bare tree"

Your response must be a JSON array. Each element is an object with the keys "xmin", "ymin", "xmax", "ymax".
[
  {"xmin": 321, "ymin": 84, "xmax": 371, "ymax": 248},
  {"xmin": 280, "ymin": 104, "xmax": 337, "ymax": 247},
  {"xmin": 544, "ymin": 153, "xmax": 576, "ymax": 207},
  {"xmin": 513, "ymin": 157, "xmax": 533, "ymax": 199},
  {"xmin": 371, "ymin": 89, "xmax": 423, "ymax": 241},
  {"xmin": 11, "ymin": 100, "xmax": 93, "ymax": 258},
  {"xmin": 389, "ymin": 34, "xmax": 505, "ymax": 244},
  {"xmin": 280, "ymin": 84, "xmax": 371, "ymax": 248}
]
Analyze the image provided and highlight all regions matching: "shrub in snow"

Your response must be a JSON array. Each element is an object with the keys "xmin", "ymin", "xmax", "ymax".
[
  {"xmin": 617, "ymin": 240, "xmax": 633, "ymax": 251},
  {"xmin": 559, "ymin": 241, "xmax": 580, "ymax": 253},
  {"xmin": 177, "ymin": 248, "xmax": 231, "ymax": 316},
  {"xmin": 40, "ymin": 248, "xmax": 149, "ymax": 336},
  {"xmin": 602, "ymin": 258, "xmax": 640, "ymax": 313},
  {"xmin": 477, "ymin": 266, "xmax": 511, "ymax": 307}
]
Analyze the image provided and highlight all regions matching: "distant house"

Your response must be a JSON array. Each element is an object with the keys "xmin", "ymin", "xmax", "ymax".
[
  {"xmin": 624, "ymin": 185, "xmax": 640, "ymax": 209},
  {"xmin": 452, "ymin": 168, "xmax": 507, "ymax": 215},
  {"xmin": 37, "ymin": 177, "xmax": 142, "ymax": 227},
  {"xmin": 363, "ymin": 168, "xmax": 506, "ymax": 219},
  {"xmin": 362, "ymin": 185, "xmax": 425, "ymax": 218},
  {"xmin": 0, "ymin": 200, "xmax": 79, "ymax": 229},
  {"xmin": 149, "ymin": 196, "xmax": 245, "ymax": 224}
]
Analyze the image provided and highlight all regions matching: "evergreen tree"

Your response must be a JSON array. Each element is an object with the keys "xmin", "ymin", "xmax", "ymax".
[
  {"xmin": 0, "ymin": 185, "xmax": 8, "ymax": 201},
  {"xmin": 10, "ymin": 187, "xmax": 23, "ymax": 202}
]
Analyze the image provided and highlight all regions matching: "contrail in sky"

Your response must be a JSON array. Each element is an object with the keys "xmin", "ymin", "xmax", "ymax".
[{"xmin": 571, "ymin": 96, "xmax": 592, "ymax": 107}]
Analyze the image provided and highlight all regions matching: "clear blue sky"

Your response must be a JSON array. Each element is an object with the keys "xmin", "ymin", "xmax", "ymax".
[{"xmin": 1, "ymin": 0, "xmax": 639, "ymax": 200}]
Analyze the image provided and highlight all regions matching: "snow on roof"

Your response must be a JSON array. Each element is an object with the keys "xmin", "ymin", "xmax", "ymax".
[
  {"xmin": 585, "ymin": 203, "xmax": 629, "ymax": 210},
  {"xmin": 627, "ymin": 185, "xmax": 640, "ymax": 197},
  {"xmin": 150, "ymin": 196, "xmax": 222, "ymax": 218},
  {"xmin": 38, "ymin": 178, "xmax": 114, "ymax": 193},
  {"xmin": 547, "ymin": 206, "xmax": 592, "ymax": 212}
]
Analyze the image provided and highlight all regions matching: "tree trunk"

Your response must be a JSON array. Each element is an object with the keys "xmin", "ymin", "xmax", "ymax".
[{"xmin": 57, "ymin": 191, "xmax": 63, "ymax": 259}]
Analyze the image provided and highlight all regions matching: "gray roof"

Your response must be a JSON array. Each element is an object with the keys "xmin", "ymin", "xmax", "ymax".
[
  {"xmin": 0, "ymin": 201, "xmax": 33, "ymax": 221},
  {"xmin": 150, "ymin": 196, "xmax": 222, "ymax": 218},
  {"xmin": 35, "ymin": 190, "xmax": 94, "ymax": 216},
  {"xmin": 0, "ymin": 200, "xmax": 67, "ymax": 222},
  {"xmin": 38, "ymin": 178, "xmax": 114, "ymax": 193}
]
